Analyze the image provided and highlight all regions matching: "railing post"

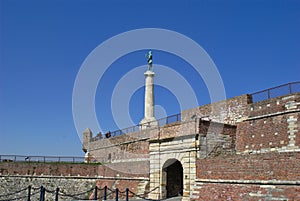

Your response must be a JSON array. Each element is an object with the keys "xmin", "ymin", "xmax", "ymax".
[
  {"xmin": 289, "ymin": 83, "xmax": 293, "ymax": 94},
  {"xmin": 115, "ymin": 188, "xmax": 119, "ymax": 201},
  {"xmin": 268, "ymin": 89, "xmax": 271, "ymax": 99},
  {"xmin": 39, "ymin": 186, "xmax": 43, "ymax": 201},
  {"xmin": 55, "ymin": 187, "xmax": 59, "ymax": 201},
  {"xmin": 27, "ymin": 185, "xmax": 31, "ymax": 201},
  {"xmin": 94, "ymin": 186, "xmax": 98, "ymax": 200},
  {"xmin": 125, "ymin": 188, "xmax": 129, "ymax": 201},
  {"xmin": 104, "ymin": 186, "xmax": 107, "ymax": 200},
  {"xmin": 42, "ymin": 187, "xmax": 46, "ymax": 201},
  {"xmin": 39, "ymin": 186, "xmax": 45, "ymax": 201}
]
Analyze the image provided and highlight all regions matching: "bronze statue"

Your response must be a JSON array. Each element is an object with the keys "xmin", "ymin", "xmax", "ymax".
[{"xmin": 145, "ymin": 50, "xmax": 153, "ymax": 71}]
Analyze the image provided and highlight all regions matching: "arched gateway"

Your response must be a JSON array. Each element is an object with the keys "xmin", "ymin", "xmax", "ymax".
[
  {"xmin": 162, "ymin": 159, "xmax": 183, "ymax": 198},
  {"xmin": 148, "ymin": 133, "xmax": 197, "ymax": 201}
]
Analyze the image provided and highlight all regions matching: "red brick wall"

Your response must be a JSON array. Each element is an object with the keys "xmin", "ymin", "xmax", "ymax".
[
  {"xmin": 150, "ymin": 121, "xmax": 196, "ymax": 140},
  {"xmin": 0, "ymin": 162, "xmax": 149, "ymax": 178},
  {"xmin": 0, "ymin": 162, "xmax": 98, "ymax": 176},
  {"xmin": 194, "ymin": 152, "xmax": 300, "ymax": 200},
  {"xmin": 197, "ymin": 152, "xmax": 300, "ymax": 181},
  {"xmin": 236, "ymin": 93, "xmax": 300, "ymax": 153},
  {"xmin": 192, "ymin": 183, "xmax": 300, "ymax": 201}
]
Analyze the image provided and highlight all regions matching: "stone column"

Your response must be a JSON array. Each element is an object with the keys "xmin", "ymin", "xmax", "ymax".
[{"xmin": 140, "ymin": 70, "xmax": 157, "ymax": 129}]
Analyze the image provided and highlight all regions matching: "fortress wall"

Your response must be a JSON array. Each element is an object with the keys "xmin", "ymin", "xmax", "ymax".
[
  {"xmin": 0, "ymin": 176, "xmax": 149, "ymax": 201},
  {"xmin": 86, "ymin": 129, "xmax": 150, "ymax": 164},
  {"xmin": 198, "ymin": 121, "xmax": 237, "ymax": 158},
  {"xmin": 196, "ymin": 152, "xmax": 300, "ymax": 181},
  {"xmin": 193, "ymin": 152, "xmax": 300, "ymax": 200},
  {"xmin": 192, "ymin": 183, "xmax": 300, "ymax": 201},
  {"xmin": 149, "ymin": 121, "xmax": 196, "ymax": 141},
  {"xmin": 83, "ymin": 94, "xmax": 252, "ymax": 166},
  {"xmin": 236, "ymin": 93, "xmax": 300, "ymax": 153},
  {"xmin": 0, "ymin": 176, "xmax": 96, "ymax": 201},
  {"xmin": 181, "ymin": 94, "xmax": 252, "ymax": 125},
  {"xmin": 0, "ymin": 162, "xmax": 149, "ymax": 201},
  {"xmin": 0, "ymin": 162, "xmax": 99, "ymax": 177},
  {"xmin": 0, "ymin": 162, "xmax": 149, "ymax": 178}
]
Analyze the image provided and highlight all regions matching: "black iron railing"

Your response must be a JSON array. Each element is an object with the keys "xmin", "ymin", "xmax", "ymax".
[
  {"xmin": 0, "ymin": 185, "xmax": 160, "ymax": 201},
  {"xmin": 0, "ymin": 155, "xmax": 84, "ymax": 163},
  {"xmin": 92, "ymin": 113, "xmax": 181, "ymax": 140},
  {"xmin": 251, "ymin": 81, "xmax": 300, "ymax": 103}
]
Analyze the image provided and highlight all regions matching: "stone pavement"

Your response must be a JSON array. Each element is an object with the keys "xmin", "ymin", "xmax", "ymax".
[
  {"xmin": 86, "ymin": 197, "xmax": 183, "ymax": 201},
  {"xmin": 106, "ymin": 199, "xmax": 182, "ymax": 201}
]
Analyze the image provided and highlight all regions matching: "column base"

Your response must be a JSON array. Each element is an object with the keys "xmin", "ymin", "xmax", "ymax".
[{"xmin": 140, "ymin": 118, "xmax": 158, "ymax": 130}]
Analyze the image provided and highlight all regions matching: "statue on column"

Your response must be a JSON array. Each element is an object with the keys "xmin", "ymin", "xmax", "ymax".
[{"xmin": 145, "ymin": 50, "xmax": 153, "ymax": 71}]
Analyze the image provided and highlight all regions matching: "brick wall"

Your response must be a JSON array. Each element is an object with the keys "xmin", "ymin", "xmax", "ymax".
[
  {"xmin": 0, "ymin": 162, "xmax": 98, "ymax": 177},
  {"xmin": 192, "ymin": 183, "xmax": 300, "ymax": 201},
  {"xmin": 194, "ymin": 152, "xmax": 300, "ymax": 200},
  {"xmin": 87, "ymin": 129, "xmax": 150, "ymax": 164},
  {"xmin": 0, "ymin": 162, "xmax": 149, "ymax": 178},
  {"xmin": 181, "ymin": 94, "xmax": 252, "ymax": 125},
  {"xmin": 236, "ymin": 93, "xmax": 300, "ymax": 153},
  {"xmin": 197, "ymin": 152, "xmax": 300, "ymax": 181}
]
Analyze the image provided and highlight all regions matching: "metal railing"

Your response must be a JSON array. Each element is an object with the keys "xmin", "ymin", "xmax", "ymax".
[
  {"xmin": 92, "ymin": 113, "xmax": 181, "ymax": 140},
  {"xmin": 0, "ymin": 155, "xmax": 84, "ymax": 163},
  {"xmin": 0, "ymin": 185, "xmax": 162, "ymax": 201},
  {"xmin": 251, "ymin": 81, "xmax": 300, "ymax": 103}
]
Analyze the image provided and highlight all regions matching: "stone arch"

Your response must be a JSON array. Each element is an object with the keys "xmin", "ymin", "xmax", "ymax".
[
  {"xmin": 162, "ymin": 158, "xmax": 183, "ymax": 198},
  {"xmin": 148, "ymin": 138, "xmax": 197, "ymax": 200}
]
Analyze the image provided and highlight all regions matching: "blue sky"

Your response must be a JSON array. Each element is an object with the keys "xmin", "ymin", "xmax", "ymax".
[{"xmin": 0, "ymin": 0, "xmax": 299, "ymax": 156}]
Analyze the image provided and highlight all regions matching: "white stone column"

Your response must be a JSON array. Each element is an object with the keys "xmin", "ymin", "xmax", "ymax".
[{"xmin": 140, "ymin": 70, "xmax": 157, "ymax": 129}]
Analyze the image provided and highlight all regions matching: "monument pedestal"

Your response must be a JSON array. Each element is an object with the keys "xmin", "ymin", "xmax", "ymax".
[
  {"xmin": 140, "ymin": 70, "xmax": 157, "ymax": 130},
  {"xmin": 140, "ymin": 117, "xmax": 158, "ymax": 130}
]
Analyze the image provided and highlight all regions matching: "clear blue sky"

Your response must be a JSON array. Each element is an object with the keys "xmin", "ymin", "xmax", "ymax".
[{"xmin": 0, "ymin": 0, "xmax": 299, "ymax": 156}]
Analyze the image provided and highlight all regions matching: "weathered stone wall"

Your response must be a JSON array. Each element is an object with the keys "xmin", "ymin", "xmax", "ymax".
[
  {"xmin": 0, "ymin": 162, "xmax": 98, "ymax": 177},
  {"xmin": 0, "ymin": 162, "xmax": 150, "ymax": 201},
  {"xmin": 0, "ymin": 176, "xmax": 96, "ymax": 201},
  {"xmin": 236, "ymin": 93, "xmax": 300, "ymax": 153},
  {"xmin": 181, "ymin": 94, "xmax": 252, "ymax": 125},
  {"xmin": 85, "ymin": 129, "xmax": 150, "ymax": 164},
  {"xmin": 198, "ymin": 121, "xmax": 236, "ymax": 158},
  {"xmin": 0, "ymin": 175, "xmax": 149, "ymax": 201}
]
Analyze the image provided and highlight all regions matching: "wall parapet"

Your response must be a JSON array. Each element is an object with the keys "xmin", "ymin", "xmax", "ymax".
[{"xmin": 250, "ymin": 81, "xmax": 300, "ymax": 102}]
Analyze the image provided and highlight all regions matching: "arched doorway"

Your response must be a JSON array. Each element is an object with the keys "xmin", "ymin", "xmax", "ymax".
[{"xmin": 162, "ymin": 159, "xmax": 183, "ymax": 198}]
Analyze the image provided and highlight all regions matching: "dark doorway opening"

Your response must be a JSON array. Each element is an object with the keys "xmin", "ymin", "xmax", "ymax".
[{"xmin": 163, "ymin": 160, "xmax": 183, "ymax": 198}]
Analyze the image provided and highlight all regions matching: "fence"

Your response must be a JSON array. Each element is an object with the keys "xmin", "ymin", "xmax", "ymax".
[
  {"xmin": 0, "ymin": 155, "xmax": 84, "ymax": 163},
  {"xmin": 92, "ymin": 113, "xmax": 181, "ymax": 140},
  {"xmin": 0, "ymin": 185, "xmax": 161, "ymax": 201},
  {"xmin": 251, "ymin": 81, "xmax": 300, "ymax": 103}
]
